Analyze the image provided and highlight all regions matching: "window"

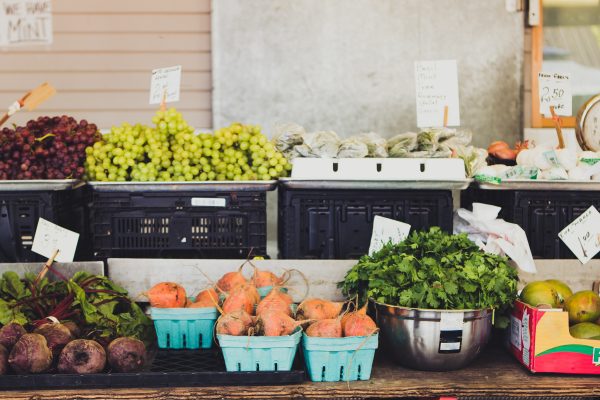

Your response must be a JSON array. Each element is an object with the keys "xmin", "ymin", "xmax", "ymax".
[{"xmin": 531, "ymin": 0, "xmax": 600, "ymax": 127}]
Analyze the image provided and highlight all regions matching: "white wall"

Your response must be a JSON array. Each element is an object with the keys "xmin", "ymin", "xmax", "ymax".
[{"xmin": 213, "ymin": 0, "xmax": 524, "ymax": 148}]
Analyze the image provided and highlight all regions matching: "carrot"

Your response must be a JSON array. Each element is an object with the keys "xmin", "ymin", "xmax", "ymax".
[
  {"xmin": 296, "ymin": 298, "xmax": 344, "ymax": 320},
  {"xmin": 256, "ymin": 288, "xmax": 293, "ymax": 317},
  {"xmin": 254, "ymin": 310, "xmax": 309, "ymax": 336},
  {"xmin": 222, "ymin": 283, "xmax": 259, "ymax": 315},
  {"xmin": 342, "ymin": 305, "xmax": 377, "ymax": 337},
  {"xmin": 252, "ymin": 268, "xmax": 286, "ymax": 288},
  {"xmin": 216, "ymin": 310, "xmax": 254, "ymax": 336},
  {"xmin": 146, "ymin": 282, "xmax": 187, "ymax": 308},
  {"xmin": 305, "ymin": 318, "xmax": 342, "ymax": 338},
  {"xmin": 216, "ymin": 271, "xmax": 247, "ymax": 293}
]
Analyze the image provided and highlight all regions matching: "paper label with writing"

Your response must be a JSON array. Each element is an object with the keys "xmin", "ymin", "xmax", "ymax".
[
  {"xmin": 191, "ymin": 197, "xmax": 226, "ymax": 207},
  {"xmin": 149, "ymin": 65, "xmax": 182, "ymax": 105},
  {"xmin": 538, "ymin": 72, "xmax": 572, "ymax": 117},
  {"xmin": 558, "ymin": 206, "xmax": 600, "ymax": 264},
  {"xmin": 510, "ymin": 315, "xmax": 522, "ymax": 349},
  {"xmin": 0, "ymin": 0, "xmax": 52, "ymax": 46},
  {"xmin": 368, "ymin": 216, "xmax": 411, "ymax": 255},
  {"xmin": 31, "ymin": 218, "xmax": 79, "ymax": 262},
  {"xmin": 522, "ymin": 312, "xmax": 530, "ymax": 366},
  {"xmin": 415, "ymin": 60, "xmax": 460, "ymax": 128},
  {"xmin": 502, "ymin": 166, "xmax": 539, "ymax": 180},
  {"xmin": 440, "ymin": 312, "xmax": 464, "ymax": 331}
]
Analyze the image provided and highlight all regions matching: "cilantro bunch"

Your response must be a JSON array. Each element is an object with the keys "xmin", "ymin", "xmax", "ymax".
[{"xmin": 340, "ymin": 227, "xmax": 518, "ymax": 317}]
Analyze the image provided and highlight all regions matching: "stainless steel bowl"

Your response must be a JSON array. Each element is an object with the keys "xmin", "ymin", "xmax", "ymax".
[{"xmin": 374, "ymin": 301, "xmax": 492, "ymax": 371}]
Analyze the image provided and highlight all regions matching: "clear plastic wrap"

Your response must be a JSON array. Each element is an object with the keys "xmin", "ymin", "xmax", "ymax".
[
  {"xmin": 355, "ymin": 132, "xmax": 388, "ymax": 158},
  {"xmin": 454, "ymin": 145, "xmax": 488, "ymax": 178},
  {"xmin": 302, "ymin": 131, "xmax": 341, "ymax": 158},
  {"xmin": 273, "ymin": 123, "xmax": 306, "ymax": 152},
  {"xmin": 337, "ymin": 138, "xmax": 369, "ymax": 158},
  {"xmin": 417, "ymin": 129, "xmax": 441, "ymax": 152},
  {"xmin": 439, "ymin": 129, "xmax": 473, "ymax": 151}
]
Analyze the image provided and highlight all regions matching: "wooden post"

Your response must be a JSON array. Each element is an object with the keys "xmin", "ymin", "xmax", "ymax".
[
  {"xmin": 35, "ymin": 249, "xmax": 60, "ymax": 284},
  {"xmin": 549, "ymin": 105, "xmax": 565, "ymax": 149},
  {"xmin": 443, "ymin": 105, "xmax": 449, "ymax": 127}
]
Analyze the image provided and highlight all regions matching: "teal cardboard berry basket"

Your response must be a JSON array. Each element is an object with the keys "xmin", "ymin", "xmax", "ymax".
[
  {"xmin": 302, "ymin": 333, "xmax": 378, "ymax": 382},
  {"xmin": 217, "ymin": 328, "xmax": 302, "ymax": 372},
  {"xmin": 151, "ymin": 306, "xmax": 218, "ymax": 349}
]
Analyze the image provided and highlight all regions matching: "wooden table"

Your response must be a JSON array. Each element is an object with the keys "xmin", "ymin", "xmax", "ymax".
[{"xmin": 2, "ymin": 347, "xmax": 599, "ymax": 400}]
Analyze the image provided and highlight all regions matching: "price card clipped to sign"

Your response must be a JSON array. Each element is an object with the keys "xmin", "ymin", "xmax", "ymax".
[
  {"xmin": 558, "ymin": 206, "xmax": 600, "ymax": 264},
  {"xmin": 149, "ymin": 65, "xmax": 182, "ymax": 105},
  {"xmin": 415, "ymin": 60, "xmax": 460, "ymax": 128},
  {"xmin": 31, "ymin": 218, "xmax": 79, "ymax": 262},
  {"xmin": 538, "ymin": 72, "xmax": 572, "ymax": 117},
  {"xmin": 368, "ymin": 216, "xmax": 411, "ymax": 256}
]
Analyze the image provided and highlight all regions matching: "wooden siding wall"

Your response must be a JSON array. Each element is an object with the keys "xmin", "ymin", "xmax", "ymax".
[{"xmin": 0, "ymin": 0, "xmax": 212, "ymax": 130}]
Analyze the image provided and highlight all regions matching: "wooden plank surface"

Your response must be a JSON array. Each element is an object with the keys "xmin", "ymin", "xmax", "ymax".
[
  {"xmin": 52, "ymin": 0, "xmax": 211, "ymax": 14},
  {"xmin": 0, "ymin": 347, "xmax": 599, "ymax": 399},
  {"xmin": 53, "ymin": 14, "xmax": 211, "ymax": 33}
]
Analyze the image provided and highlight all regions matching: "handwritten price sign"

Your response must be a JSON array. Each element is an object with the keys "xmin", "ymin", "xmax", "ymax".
[
  {"xmin": 558, "ymin": 206, "xmax": 600, "ymax": 264},
  {"xmin": 538, "ymin": 72, "xmax": 572, "ymax": 117}
]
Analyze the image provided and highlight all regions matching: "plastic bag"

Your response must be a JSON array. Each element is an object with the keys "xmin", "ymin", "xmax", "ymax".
[
  {"xmin": 439, "ymin": 129, "xmax": 473, "ymax": 151},
  {"xmin": 303, "ymin": 131, "xmax": 340, "ymax": 158},
  {"xmin": 453, "ymin": 145, "xmax": 488, "ymax": 177},
  {"xmin": 273, "ymin": 123, "xmax": 306, "ymax": 152},
  {"xmin": 355, "ymin": 132, "xmax": 388, "ymax": 158},
  {"xmin": 337, "ymin": 138, "xmax": 369, "ymax": 158},
  {"xmin": 417, "ymin": 129, "xmax": 441, "ymax": 152},
  {"xmin": 388, "ymin": 132, "xmax": 418, "ymax": 157},
  {"xmin": 454, "ymin": 203, "xmax": 536, "ymax": 273}
]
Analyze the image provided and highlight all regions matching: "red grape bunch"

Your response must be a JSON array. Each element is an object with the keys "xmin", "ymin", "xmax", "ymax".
[{"xmin": 0, "ymin": 116, "xmax": 101, "ymax": 180}]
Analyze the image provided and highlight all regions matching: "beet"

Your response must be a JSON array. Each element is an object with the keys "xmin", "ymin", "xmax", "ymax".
[
  {"xmin": 62, "ymin": 321, "xmax": 81, "ymax": 338},
  {"xmin": 8, "ymin": 333, "xmax": 53, "ymax": 374},
  {"xmin": 0, "ymin": 323, "xmax": 26, "ymax": 349},
  {"xmin": 0, "ymin": 344, "xmax": 7, "ymax": 375},
  {"xmin": 58, "ymin": 339, "xmax": 106, "ymax": 374},
  {"xmin": 107, "ymin": 337, "xmax": 146, "ymax": 373},
  {"xmin": 34, "ymin": 322, "xmax": 73, "ymax": 356}
]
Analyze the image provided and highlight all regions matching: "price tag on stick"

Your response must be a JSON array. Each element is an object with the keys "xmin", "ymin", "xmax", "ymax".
[
  {"xmin": 368, "ymin": 216, "xmax": 411, "ymax": 255},
  {"xmin": 415, "ymin": 60, "xmax": 460, "ymax": 128},
  {"xmin": 558, "ymin": 206, "xmax": 600, "ymax": 264},
  {"xmin": 31, "ymin": 218, "xmax": 79, "ymax": 263},
  {"xmin": 149, "ymin": 65, "xmax": 182, "ymax": 105},
  {"xmin": 538, "ymin": 72, "xmax": 572, "ymax": 117}
]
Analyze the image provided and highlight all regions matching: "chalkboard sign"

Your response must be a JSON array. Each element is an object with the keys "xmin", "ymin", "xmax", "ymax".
[{"xmin": 0, "ymin": 0, "xmax": 52, "ymax": 46}]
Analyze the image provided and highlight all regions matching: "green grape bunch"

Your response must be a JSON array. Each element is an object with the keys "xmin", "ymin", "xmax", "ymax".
[{"xmin": 84, "ymin": 108, "xmax": 292, "ymax": 182}]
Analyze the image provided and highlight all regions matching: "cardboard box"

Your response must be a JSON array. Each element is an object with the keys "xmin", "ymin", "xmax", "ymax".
[{"xmin": 509, "ymin": 300, "xmax": 600, "ymax": 374}]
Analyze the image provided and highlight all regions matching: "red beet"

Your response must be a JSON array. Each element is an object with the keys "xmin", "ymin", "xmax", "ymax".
[
  {"xmin": 0, "ymin": 323, "xmax": 26, "ymax": 349},
  {"xmin": 8, "ymin": 333, "xmax": 53, "ymax": 374},
  {"xmin": 107, "ymin": 337, "xmax": 147, "ymax": 373},
  {"xmin": 58, "ymin": 340, "xmax": 106, "ymax": 374}
]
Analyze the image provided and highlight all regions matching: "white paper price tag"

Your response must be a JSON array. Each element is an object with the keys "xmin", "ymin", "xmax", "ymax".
[
  {"xmin": 440, "ymin": 312, "xmax": 464, "ymax": 331},
  {"xmin": 558, "ymin": 206, "xmax": 600, "ymax": 264},
  {"xmin": 415, "ymin": 60, "xmax": 460, "ymax": 128},
  {"xmin": 149, "ymin": 65, "xmax": 182, "ymax": 105},
  {"xmin": 191, "ymin": 197, "xmax": 226, "ymax": 207},
  {"xmin": 31, "ymin": 218, "xmax": 79, "ymax": 262},
  {"xmin": 368, "ymin": 216, "xmax": 411, "ymax": 255},
  {"xmin": 538, "ymin": 72, "xmax": 572, "ymax": 117}
]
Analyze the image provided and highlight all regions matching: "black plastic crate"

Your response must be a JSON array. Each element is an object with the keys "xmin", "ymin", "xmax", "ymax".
[
  {"xmin": 89, "ymin": 186, "xmax": 269, "ymax": 259},
  {"xmin": 278, "ymin": 187, "xmax": 453, "ymax": 259},
  {"xmin": 461, "ymin": 186, "xmax": 600, "ymax": 259},
  {"xmin": 0, "ymin": 186, "xmax": 88, "ymax": 262},
  {"xmin": 0, "ymin": 349, "xmax": 304, "ymax": 390}
]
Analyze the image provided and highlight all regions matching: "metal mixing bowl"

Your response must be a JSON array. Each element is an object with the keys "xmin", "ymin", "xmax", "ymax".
[{"xmin": 374, "ymin": 301, "xmax": 492, "ymax": 371}]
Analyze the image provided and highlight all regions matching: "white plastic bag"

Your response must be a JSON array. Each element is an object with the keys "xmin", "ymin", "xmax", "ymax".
[{"xmin": 453, "ymin": 203, "xmax": 536, "ymax": 273}]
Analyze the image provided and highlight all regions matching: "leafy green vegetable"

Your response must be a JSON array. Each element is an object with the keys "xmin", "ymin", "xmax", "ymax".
[
  {"xmin": 0, "ymin": 269, "xmax": 154, "ymax": 346},
  {"xmin": 339, "ymin": 227, "xmax": 518, "ymax": 326}
]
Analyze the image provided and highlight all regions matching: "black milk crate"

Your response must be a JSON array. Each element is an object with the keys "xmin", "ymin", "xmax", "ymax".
[
  {"xmin": 0, "ymin": 349, "xmax": 305, "ymax": 390},
  {"xmin": 461, "ymin": 185, "xmax": 600, "ymax": 259},
  {"xmin": 278, "ymin": 183, "xmax": 453, "ymax": 259},
  {"xmin": 88, "ymin": 182, "xmax": 274, "ymax": 259},
  {"xmin": 0, "ymin": 181, "xmax": 88, "ymax": 262}
]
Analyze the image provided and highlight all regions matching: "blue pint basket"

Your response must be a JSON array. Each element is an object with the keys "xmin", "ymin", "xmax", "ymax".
[
  {"xmin": 302, "ymin": 333, "xmax": 378, "ymax": 382},
  {"xmin": 257, "ymin": 286, "xmax": 288, "ymax": 299},
  {"xmin": 150, "ymin": 306, "xmax": 218, "ymax": 349},
  {"xmin": 217, "ymin": 329, "xmax": 302, "ymax": 372}
]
